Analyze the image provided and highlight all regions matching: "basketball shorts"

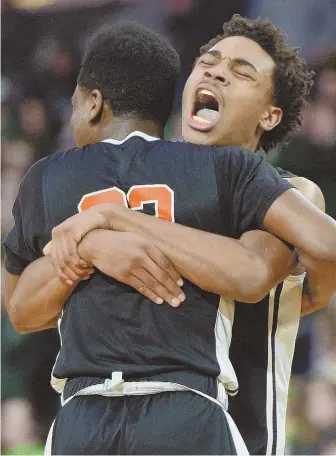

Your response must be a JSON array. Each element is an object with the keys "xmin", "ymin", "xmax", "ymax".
[{"xmin": 46, "ymin": 371, "xmax": 248, "ymax": 455}]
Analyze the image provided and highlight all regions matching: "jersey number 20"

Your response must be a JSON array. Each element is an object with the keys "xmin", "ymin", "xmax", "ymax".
[{"xmin": 78, "ymin": 185, "xmax": 175, "ymax": 222}]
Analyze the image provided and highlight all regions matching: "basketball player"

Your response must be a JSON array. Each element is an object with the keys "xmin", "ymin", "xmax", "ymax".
[
  {"xmin": 4, "ymin": 20, "xmax": 336, "ymax": 455},
  {"xmin": 39, "ymin": 16, "xmax": 335, "ymax": 456}
]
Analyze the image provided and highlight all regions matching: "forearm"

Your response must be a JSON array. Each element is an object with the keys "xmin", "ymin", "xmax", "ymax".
[
  {"xmin": 263, "ymin": 188, "xmax": 336, "ymax": 262},
  {"xmin": 101, "ymin": 205, "xmax": 270, "ymax": 301},
  {"xmin": 9, "ymin": 256, "xmax": 75, "ymax": 333}
]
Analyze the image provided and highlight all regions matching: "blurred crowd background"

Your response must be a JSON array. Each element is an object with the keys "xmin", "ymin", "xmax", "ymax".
[{"xmin": 1, "ymin": 0, "xmax": 336, "ymax": 454}]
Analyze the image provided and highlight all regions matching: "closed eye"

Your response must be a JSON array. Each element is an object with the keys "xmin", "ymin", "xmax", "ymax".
[
  {"xmin": 233, "ymin": 69, "xmax": 254, "ymax": 80},
  {"xmin": 198, "ymin": 59, "xmax": 215, "ymax": 66}
]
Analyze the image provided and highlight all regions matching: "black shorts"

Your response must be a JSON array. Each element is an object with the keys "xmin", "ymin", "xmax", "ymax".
[{"xmin": 46, "ymin": 372, "xmax": 247, "ymax": 455}]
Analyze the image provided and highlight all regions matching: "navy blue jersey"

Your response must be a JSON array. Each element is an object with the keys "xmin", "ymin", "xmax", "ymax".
[{"xmin": 4, "ymin": 132, "xmax": 292, "ymax": 393}]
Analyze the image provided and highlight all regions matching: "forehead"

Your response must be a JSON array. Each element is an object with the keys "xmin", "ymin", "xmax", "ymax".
[
  {"xmin": 72, "ymin": 85, "xmax": 81, "ymax": 101},
  {"xmin": 207, "ymin": 36, "xmax": 275, "ymax": 73},
  {"xmin": 72, "ymin": 85, "xmax": 90, "ymax": 102}
]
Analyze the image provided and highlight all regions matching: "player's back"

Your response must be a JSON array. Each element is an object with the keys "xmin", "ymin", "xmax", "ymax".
[
  {"xmin": 46, "ymin": 133, "xmax": 235, "ymax": 388},
  {"xmin": 21, "ymin": 132, "xmax": 291, "ymax": 395}
]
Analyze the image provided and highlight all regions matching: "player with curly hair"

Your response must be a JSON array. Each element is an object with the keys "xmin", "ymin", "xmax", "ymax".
[{"xmin": 182, "ymin": 15, "xmax": 321, "ymax": 454}]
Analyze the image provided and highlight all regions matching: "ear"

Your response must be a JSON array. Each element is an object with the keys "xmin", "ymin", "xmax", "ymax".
[
  {"xmin": 88, "ymin": 89, "xmax": 104, "ymax": 124},
  {"xmin": 259, "ymin": 105, "xmax": 283, "ymax": 132}
]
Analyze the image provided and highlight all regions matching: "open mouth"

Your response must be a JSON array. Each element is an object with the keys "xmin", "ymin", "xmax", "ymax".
[{"xmin": 188, "ymin": 88, "xmax": 221, "ymax": 132}]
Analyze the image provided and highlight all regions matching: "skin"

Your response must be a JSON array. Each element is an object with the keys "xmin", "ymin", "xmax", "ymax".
[
  {"xmin": 4, "ymin": 36, "xmax": 336, "ymax": 334},
  {"xmin": 182, "ymin": 36, "xmax": 282, "ymax": 150}
]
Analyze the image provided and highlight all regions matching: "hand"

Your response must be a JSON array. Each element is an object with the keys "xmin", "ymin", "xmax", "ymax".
[
  {"xmin": 299, "ymin": 251, "xmax": 336, "ymax": 315},
  {"xmin": 79, "ymin": 230, "xmax": 185, "ymax": 307},
  {"xmin": 43, "ymin": 207, "xmax": 110, "ymax": 283},
  {"xmin": 44, "ymin": 238, "xmax": 95, "ymax": 286}
]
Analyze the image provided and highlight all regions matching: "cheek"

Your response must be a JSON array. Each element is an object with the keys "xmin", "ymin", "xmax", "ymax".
[
  {"xmin": 70, "ymin": 109, "xmax": 85, "ymax": 145},
  {"xmin": 229, "ymin": 90, "xmax": 266, "ymax": 122},
  {"xmin": 182, "ymin": 74, "xmax": 197, "ymax": 110}
]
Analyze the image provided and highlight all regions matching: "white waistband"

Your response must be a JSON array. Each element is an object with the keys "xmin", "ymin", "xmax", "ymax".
[{"xmin": 62, "ymin": 372, "xmax": 228, "ymax": 411}]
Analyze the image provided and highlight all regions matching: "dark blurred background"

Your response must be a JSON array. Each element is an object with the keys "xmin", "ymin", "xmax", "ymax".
[{"xmin": 1, "ymin": 1, "xmax": 336, "ymax": 454}]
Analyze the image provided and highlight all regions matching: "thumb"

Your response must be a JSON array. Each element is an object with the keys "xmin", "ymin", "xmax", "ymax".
[{"xmin": 43, "ymin": 241, "xmax": 52, "ymax": 256}]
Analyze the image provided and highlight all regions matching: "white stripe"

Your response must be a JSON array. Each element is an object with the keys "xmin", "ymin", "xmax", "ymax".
[
  {"xmin": 266, "ymin": 288, "xmax": 275, "ymax": 455},
  {"xmin": 101, "ymin": 131, "xmax": 160, "ymax": 145},
  {"xmin": 216, "ymin": 297, "xmax": 239, "ymax": 394},
  {"xmin": 44, "ymin": 419, "xmax": 55, "ymax": 455},
  {"xmin": 224, "ymin": 410, "xmax": 250, "ymax": 455},
  {"xmin": 265, "ymin": 275, "xmax": 303, "ymax": 455},
  {"xmin": 50, "ymin": 311, "xmax": 67, "ymax": 395},
  {"xmin": 273, "ymin": 275, "xmax": 303, "ymax": 454},
  {"xmin": 62, "ymin": 376, "xmax": 228, "ymax": 411}
]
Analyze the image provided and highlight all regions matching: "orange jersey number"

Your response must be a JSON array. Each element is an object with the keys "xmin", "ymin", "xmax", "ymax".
[{"xmin": 78, "ymin": 184, "xmax": 175, "ymax": 222}]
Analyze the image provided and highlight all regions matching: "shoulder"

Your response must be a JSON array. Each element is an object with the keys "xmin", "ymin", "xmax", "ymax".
[
  {"xmin": 20, "ymin": 156, "xmax": 51, "ymax": 191},
  {"xmin": 20, "ymin": 146, "xmax": 87, "ymax": 192},
  {"xmin": 212, "ymin": 145, "xmax": 265, "ymax": 168},
  {"xmin": 286, "ymin": 176, "xmax": 325, "ymax": 211},
  {"xmin": 274, "ymin": 166, "xmax": 295, "ymax": 178}
]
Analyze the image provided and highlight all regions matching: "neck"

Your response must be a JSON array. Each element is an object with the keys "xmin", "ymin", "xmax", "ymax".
[
  {"xmin": 99, "ymin": 118, "xmax": 164, "ymax": 141},
  {"xmin": 240, "ymin": 137, "xmax": 259, "ymax": 152}
]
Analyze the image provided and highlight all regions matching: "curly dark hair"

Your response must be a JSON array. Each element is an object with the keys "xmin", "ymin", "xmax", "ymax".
[
  {"xmin": 199, "ymin": 15, "xmax": 315, "ymax": 152},
  {"xmin": 77, "ymin": 21, "xmax": 180, "ymax": 126}
]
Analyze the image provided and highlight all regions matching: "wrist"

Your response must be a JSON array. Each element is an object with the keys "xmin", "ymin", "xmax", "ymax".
[
  {"xmin": 78, "ymin": 232, "xmax": 96, "ymax": 266},
  {"xmin": 98, "ymin": 203, "xmax": 130, "ymax": 231},
  {"xmin": 96, "ymin": 203, "xmax": 121, "ymax": 230}
]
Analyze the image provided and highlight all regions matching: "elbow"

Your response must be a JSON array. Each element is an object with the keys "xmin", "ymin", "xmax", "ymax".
[
  {"xmin": 8, "ymin": 314, "xmax": 26, "ymax": 334},
  {"xmin": 212, "ymin": 264, "xmax": 270, "ymax": 303},
  {"xmin": 14, "ymin": 325, "xmax": 32, "ymax": 335},
  {"xmin": 8, "ymin": 309, "xmax": 37, "ymax": 334},
  {"xmin": 7, "ymin": 299, "xmax": 29, "ymax": 334},
  {"xmin": 234, "ymin": 262, "xmax": 272, "ymax": 304},
  {"xmin": 238, "ymin": 287, "xmax": 269, "ymax": 304}
]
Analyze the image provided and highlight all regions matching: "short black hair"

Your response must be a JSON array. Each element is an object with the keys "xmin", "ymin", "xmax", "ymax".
[
  {"xmin": 200, "ymin": 15, "xmax": 315, "ymax": 152},
  {"xmin": 78, "ymin": 21, "xmax": 180, "ymax": 126}
]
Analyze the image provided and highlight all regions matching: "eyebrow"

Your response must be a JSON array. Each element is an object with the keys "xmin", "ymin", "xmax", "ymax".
[
  {"xmin": 233, "ymin": 58, "xmax": 258, "ymax": 73},
  {"xmin": 200, "ymin": 50, "xmax": 222, "ymax": 59},
  {"xmin": 200, "ymin": 51, "xmax": 259, "ymax": 73}
]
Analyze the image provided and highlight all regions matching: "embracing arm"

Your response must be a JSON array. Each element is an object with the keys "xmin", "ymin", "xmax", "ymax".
[
  {"xmin": 79, "ymin": 177, "xmax": 333, "ymax": 312},
  {"xmin": 263, "ymin": 187, "xmax": 336, "ymax": 261},
  {"xmin": 6, "ymin": 229, "xmax": 187, "ymax": 334},
  {"xmin": 263, "ymin": 183, "xmax": 336, "ymax": 313},
  {"xmin": 4, "ymin": 257, "xmax": 76, "ymax": 334},
  {"xmin": 285, "ymin": 177, "xmax": 335, "ymax": 314},
  {"xmin": 73, "ymin": 204, "xmax": 296, "ymax": 303}
]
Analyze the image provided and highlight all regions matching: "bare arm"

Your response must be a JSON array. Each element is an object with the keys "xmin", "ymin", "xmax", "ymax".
[
  {"xmin": 285, "ymin": 177, "xmax": 335, "ymax": 314},
  {"xmin": 103, "ymin": 178, "xmax": 334, "ymax": 312},
  {"xmin": 263, "ymin": 187, "xmax": 336, "ymax": 262},
  {"xmin": 47, "ymin": 203, "xmax": 298, "ymax": 303},
  {"xmin": 5, "ymin": 231, "xmax": 186, "ymax": 334},
  {"xmin": 110, "ymin": 210, "xmax": 298, "ymax": 302},
  {"xmin": 4, "ymin": 258, "xmax": 76, "ymax": 334}
]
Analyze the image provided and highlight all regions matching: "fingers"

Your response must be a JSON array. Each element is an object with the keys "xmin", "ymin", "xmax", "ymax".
[
  {"xmin": 133, "ymin": 268, "xmax": 184, "ymax": 308},
  {"xmin": 147, "ymin": 246, "xmax": 183, "ymax": 287},
  {"xmin": 43, "ymin": 241, "xmax": 52, "ymax": 256},
  {"xmin": 127, "ymin": 276, "xmax": 165, "ymax": 305},
  {"xmin": 50, "ymin": 228, "xmax": 93, "ymax": 286}
]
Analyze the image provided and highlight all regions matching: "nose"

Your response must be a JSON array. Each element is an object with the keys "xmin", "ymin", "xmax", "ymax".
[{"xmin": 204, "ymin": 61, "xmax": 230, "ymax": 85}]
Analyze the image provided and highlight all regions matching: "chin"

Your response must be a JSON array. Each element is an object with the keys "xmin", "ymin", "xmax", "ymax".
[{"xmin": 182, "ymin": 127, "xmax": 213, "ymax": 145}]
